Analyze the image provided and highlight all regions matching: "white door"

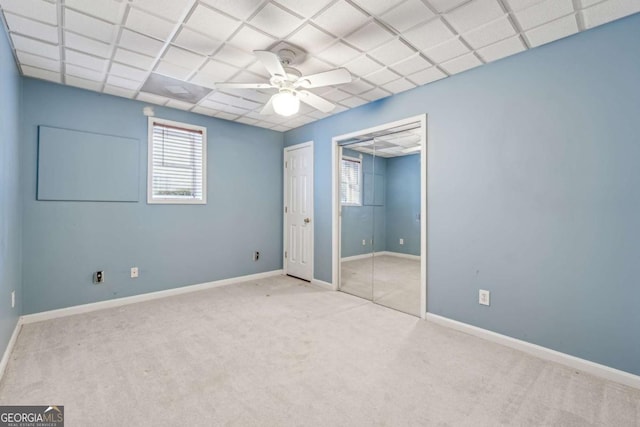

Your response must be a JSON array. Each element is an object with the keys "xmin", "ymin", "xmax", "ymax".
[{"xmin": 284, "ymin": 143, "xmax": 314, "ymax": 281}]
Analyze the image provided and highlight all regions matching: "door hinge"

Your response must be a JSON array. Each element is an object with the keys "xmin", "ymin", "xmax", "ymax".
[
  {"xmin": 285, "ymin": 161, "xmax": 288, "ymax": 168},
  {"xmin": 285, "ymin": 206, "xmax": 288, "ymax": 213},
  {"xmin": 285, "ymin": 251, "xmax": 287, "ymax": 259}
]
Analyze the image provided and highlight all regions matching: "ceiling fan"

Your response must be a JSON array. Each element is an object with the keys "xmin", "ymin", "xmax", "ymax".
[{"xmin": 214, "ymin": 47, "xmax": 352, "ymax": 117}]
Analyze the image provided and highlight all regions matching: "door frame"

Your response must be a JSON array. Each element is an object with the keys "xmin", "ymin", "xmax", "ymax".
[
  {"xmin": 283, "ymin": 141, "xmax": 314, "ymax": 281},
  {"xmin": 332, "ymin": 114, "xmax": 427, "ymax": 318}
]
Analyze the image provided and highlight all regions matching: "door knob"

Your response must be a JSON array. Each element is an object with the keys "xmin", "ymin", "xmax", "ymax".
[{"xmin": 304, "ymin": 218, "xmax": 311, "ymax": 223}]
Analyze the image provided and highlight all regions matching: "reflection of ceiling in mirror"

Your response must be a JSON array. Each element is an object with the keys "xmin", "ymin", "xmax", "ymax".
[{"xmin": 340, "ymin": 122, "xmax": 422, "ymax": 158}]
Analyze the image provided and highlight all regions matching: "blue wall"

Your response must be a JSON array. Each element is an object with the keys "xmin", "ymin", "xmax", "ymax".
[
  {"xmin": 0, "ymin": 29, "xmax": 22, "ymax": 355},
  {"xmin": 21, "ymin": 79, "xmax": 284, "ymax": 314},
  {"xmin": 285, "ymin": 14, "xmax": 640, "ymax": 375},
  {"xmin": 385, "ymin": 154, "xmax": 420, "ymax": 256}
]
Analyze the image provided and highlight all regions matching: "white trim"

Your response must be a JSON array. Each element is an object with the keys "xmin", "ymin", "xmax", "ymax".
[
  {"xmin": 426, "ymin": 313, "xmax": 640, "ymax": 390},
  {"xmin": 147, "ymin": 117, "xmax": 207, "ymax": 205},
  {"xmin": 21, "ymin": 270, "xmax": 284, "ymax": 325},
  {"xmin": 332, "ymin": 114, "xmax": 428, "ymax": 319},
  {"xmin": 0, "ymin": 319, "xmax": 22, "ymax": 382},
  {"xmin": 340, "ymin": 251, "xmax": 420, "ymax": 262},
  {"xmin": 283, "ymin": 141, "xmax": 314, "ymax": 282},
  {"xmin": 310, "ymin": 279, "xmax": 335, "ymax": 290}
]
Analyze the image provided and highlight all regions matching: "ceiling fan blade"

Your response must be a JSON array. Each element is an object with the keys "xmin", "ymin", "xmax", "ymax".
[
  {"xmin": 298, "ymin": 90, "xmax": 335, "ymax": 113},
  {"xmin": 254, "ymin": 50, "xmax": 286, "ymax": 78},
  {"xmin": 296, "ymin": 68, "xmax": 352, "ymax": 89},
  {"xmin": 215, "ymin": 82, "xmax": 272, "ymax": 89},
  {"xmin": 260, "ymin": 95, "xmax": 276, "ymax": 115}
]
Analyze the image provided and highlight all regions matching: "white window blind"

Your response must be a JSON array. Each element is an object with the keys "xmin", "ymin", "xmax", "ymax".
[
  {"xmin": 148, "ymin": 118, "xmax": 207, "ymax": 204},
  {"xmin": 341, "ymin": 156, "xmax": 361, "ymax": 206}
]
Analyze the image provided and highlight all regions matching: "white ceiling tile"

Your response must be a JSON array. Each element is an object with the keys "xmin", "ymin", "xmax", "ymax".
[
  {"xmin": 0, "ymin": 0, "xmax": 57, "ymax": 24},
  {"xmin": 295, "ymin": 57, "xmax": 334, "ymax": 76},
  {"xmin": 214, "ymin": 44, "xmax": 255, "ymax": 67},
  {"xmin": 4, "ymin": 13, "xmax": 58, "ymax": 43},
  {"xmin": 390, "ymin": 54, "xmax": 432, "ymax": 75},
  {"xmin": 214, "ymin": 111, "xmax": 240, "ymax": 120},
  {"xmin": 166, "ymin": 99, "xmax": 195, "ymax": 110},
  {"xmin": 322, "ymin": 89, "xmax": 351, "ymax": 102},
  {"xmin": 225, "ymin": 70, "xmax": 267, "ymax": 84},
  {"xmin": 207, "ymin": 91, "xmax": 245, "ymax": 105},
  {"xmin": 316, "ymin": 41, "xmax": 361, "ymax": 66},
  {"xmin": 340, "ymin": 96, "xmax": 368, "ymax": 108},
  {"xmin": 380, "ymin": 0, "xmax": 436, "ymax": 32},
  {"xmin": 583, "ymin": 0, "xmax": 640, "ymax": 29},
  {"xmin": 65, "ymin": 64, "xmax": 105, "ymax": 82},
  {"xmin": 199, "ymin": 98, "xmax": 227, "ymax": 110},
  {"xmin": 515, "ymin": 0, "xmax": 575, "ymax": 30},
  {"xmin": 271, "ymin": 124, "xmax": 290, "ymax": 131},
  {"xmin": 360, "ymin": 87, "xmax": 392, "ymax": 101},
  {"xmin": 155, "ymin": 61, "xmax": 193, "ymax": 80},
  {"xmin": 65, "ymin": 9, "xmax": 116, "ymax": 44},
  {"xmin": 11, "ymin": 34, "xmax": 59, "ymax": 59},
  {"xmin": 192, "ymin": 105, "xmax": 218, "ymax": 116},
  {"xmin": 113, "ymin": 48, "xmax": 156, "ymax": 70},
  {"xmin": 218, "ymin": 95, "xmax": 261, "ymax": 110},
  {"xmin": 344, "ymin": 55, "xmax": 384, "ymax": 77},
  {"xmin": 313, "ymin": 1, "xmax": 369, "ymax": 38},
  {"xmin": 218, "ymin": 104, "xmax": 250, "ymax": 115},
  {"xmin": 351, "ymin": 0, "xmax": 404, "ymax": 15},
  {"xmin": 130, "ymin": 0, "xmax": 193, "ymax": 22},
  {"xmin": 16, "ymin": 50, "xmax": 59, "ymax": 72},
  {"xmin": 185, "ymin": 4, "xmax": 241, "ymax": 40},
  {"xmin": 65, "ymin": 31, "xmax": 112, "ymax": 58},
  {"xmin": 163, "ymin": 46, "xmax": 207, "ymax": 69},
  {"xmin": 446, "ymin": 0, "xmax": 506, "ymax": 33},
  {"xmin": 364, "ymin": 67, "xmax": 401, "ymax": 85},
  {"xmin": 403, "ymin": 19, "xmax": 455, "ymax": 51},
  {"xmin": 220, "ymin": 86, "xmax": 273, "ymax": 103},
  {"xmin": 21, "ymin": 64, "xmax": 61, "ymax": 82},
  {"xmin": 287, "ymin": 24, "xmax": 336, "ymax": 54},
  {"xmin": 137, "ymin": 92, "xmax": 170, "ymax": 105},
  {"xmin": 579, "ymin": 0, "xmax": 602, "ymax": 7},
  {"xmin": 427, "ymin": 0, "xmax": 469, "ymax": 13},
  {"xmin": 423, "ymin": 38, "xmax": 469, "ymax": 63},
  {"xmin": 200, "ymin": 60, "xmax": 240, "ymax": 81},
  {"xmin": 126, "ymin": 8, "xmax": 176, "ymax": 40},
  {"xmin": 275, "ymin": 0, "xmax": 334, "ymax": 17},
  {"xmin": 250, "ymin": 3, "xmax": 304, "ymax": 39},
  {"xmin": 65, "ymin": 49, "xmax": 108, "ymax": 71},
  {"xmin": 477, "ymin": 35, "xmax": 525, "ymax": 62},
  {"xmin": 109, "ymin": 62, "xmax": 148, "ymax": 82},
  {"xmin": 440, "ymin": 52, "xmax": 482, "ymax": 74},
  {"xmin": 106, "ymin": 74, "xmax": 142, "ymax": 90},
  {"xmin": 65, "ymin": 0, "xmax": 126, "ymax": 23},
  {"xmin": 245, "ymin": 61, "xmax": 272, "ymax": 78},
  {"xmin": 229, "ymin": 26, "xmax": 277, "ymax": 52},
  {"xmin": 173, "ymin": 27, "xmax": 221, "ymax": 55},
  {"xmin": 236, "ymin": 116, "xmax": 260, "ymax": 125},
  {"xmin": 119, "ymin": 29, "xmax": 164, "ymax": 57},
  {"xmin": 341, "ymin": 79, "xmax": 375, "ymax": 95},
  {"xmin": 525, "ymin": 14, "xmax": 579, "ymax": 47},
  {"xmin": 463, "ymin": 16, "xmax": 517, "ymax": 49},
  {"xmin": 103, "ymin": 84, "xmax": 136, "ymax": 98},
  {"xmin": 189, "ymin": 71, "xmax": 219, "ymax": 88},
  {"xmin": 344, "ymin": 21, "xmax": 394, "ymax": 51},
  {"xmin": 65, "ymin": 75, "xmax": 103, "ymax": 91},
  {"xmin": 382, "ymin": 77, "xmax": 416, "ymax": 93},
  {"xmin": 504, "ymin": 0, "xmax": 546, "ymax": 12},
  {"xmin": 406, "ymin": 67, "xmax": 446, "ymax": 85},
  {"xmin": 368, "ymin": 38, "xmax": 416, "ymax": 65},
  {"xmin": 199, "ymin": 0, "xmax": 263, "ymax": 20}
]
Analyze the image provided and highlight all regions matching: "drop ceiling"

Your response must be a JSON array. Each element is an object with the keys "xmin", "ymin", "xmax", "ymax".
[{"xmin": 0, "ymin": 0, "xmax": 637, "ymax": 132}]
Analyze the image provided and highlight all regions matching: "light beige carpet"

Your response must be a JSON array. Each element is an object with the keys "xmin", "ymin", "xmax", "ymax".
[{"xmin": 1, "ymin": 275, "xmax": 638, "ymax": 426}]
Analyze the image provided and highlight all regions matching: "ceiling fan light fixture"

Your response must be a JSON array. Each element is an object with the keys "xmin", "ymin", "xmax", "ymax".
[{"xmin": 272, "ymin": 90, "xmax": 300, "ymax": 116}]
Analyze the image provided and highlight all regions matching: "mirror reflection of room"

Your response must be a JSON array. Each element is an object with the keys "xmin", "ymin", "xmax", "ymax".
[{"xmin": 339, "ymin": 124, "xmax": 421, "ymax": 316}]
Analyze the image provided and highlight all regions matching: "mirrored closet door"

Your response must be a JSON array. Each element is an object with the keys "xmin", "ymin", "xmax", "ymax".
[{"xmin": 337, "ymin": 117, "xmax": 425, "ymax": 317}]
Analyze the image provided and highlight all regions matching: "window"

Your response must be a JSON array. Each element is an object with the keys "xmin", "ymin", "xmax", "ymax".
[
  {"xmin": 148, "ymin": 118, "xmax": 206, "ymax": 204},
  {"xmin": 340, "ymin": 155, "xmax": 362, "ymax": 206}
]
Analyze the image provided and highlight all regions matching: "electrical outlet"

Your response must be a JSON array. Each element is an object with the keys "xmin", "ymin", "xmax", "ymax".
[
  {"xmin": 479, "ymin": 289, "xmax": 490, "ymax": 306},
  {"xmin": 11, "ymin": 290, "xmax": 15, "ymax": 309},
  {"xmin": 362, "ymin": 239, "xmax": 366, "ymax": 246},
  {"xmin": 253, "ymin": 251, "xmax": 260, "ymax": 261},
  {"xmin": 131, "ymin": 267, "xmax": 139, "ymax": 278},
  {"xmin": 93, "ymin": 271, "xmax": 104, "ymax": 284},
  {"xmin": 399, "ymin": 238, "xmax": 404, "ymax": 245}
]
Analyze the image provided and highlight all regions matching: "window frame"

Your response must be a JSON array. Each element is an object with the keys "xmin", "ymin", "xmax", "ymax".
[
  {"xmin": 340, "ymin": 154, "xmax": 363, "ymax": 207},
  {"xmin": 147, "ymin": 117, "xmax": 207, "ymax": 205}
]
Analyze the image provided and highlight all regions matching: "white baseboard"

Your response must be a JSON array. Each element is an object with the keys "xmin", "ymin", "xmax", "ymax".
[
  {"xmin": 21, "ymin": 270, "xmax": 284, "ymax": 325},
  {"xmin": 310, "ymin": 278, "xmax": 335, "ymax": 290},
  {"xmin": 0, "ymin": 319, "xmax": 22, "ymax": 383},
  {"xmin": 426, "ymin": 313, "xmax": 640, "ymax": 390},
  {"xmin": 341, "ymin": 251, "xmax": 420, "ymax": 262}
]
